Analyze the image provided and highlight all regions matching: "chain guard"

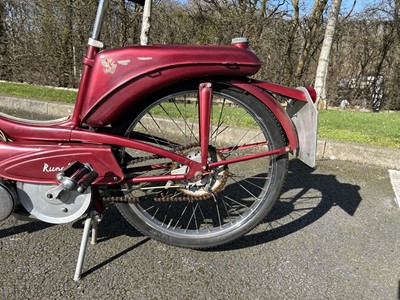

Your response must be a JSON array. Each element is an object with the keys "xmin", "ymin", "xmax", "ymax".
[{"xmin": 17, "ymin": 182, "xmax": 91, "ymax": 224}]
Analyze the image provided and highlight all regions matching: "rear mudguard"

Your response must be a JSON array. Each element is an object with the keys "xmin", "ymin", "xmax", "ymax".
[
  {"xmin": 249, "ymin": 80, "xmax": 318, "ymax": 168},
  {"xmin": 80, "ymin": 44, "xmax": 261, "ymax": 126},
  {"xmin": 229, "ymin": 80, "xmax": 300, "ymax": 151}
]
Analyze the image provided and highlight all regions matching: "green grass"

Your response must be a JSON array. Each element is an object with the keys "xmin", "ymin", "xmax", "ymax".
[
  {"xmin": 150, "ymin": 101, "xmax": 258, "ymax": 129},
  {"xmin": 318, "ymin": 110, "xmax": 399, "ymax": 149},
  {"xmin": 0, "ymin": 81, "xmax": 77, "ymax": 104},
  {"xmin": 152, "ymin": 103, "xmax": 400, "ymax": 148},
  {"xmin": 0, "ymin": 81, "xmax": 399, "ymax": 148}
]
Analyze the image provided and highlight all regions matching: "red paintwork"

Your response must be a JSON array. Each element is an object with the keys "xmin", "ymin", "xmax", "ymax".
[
  {"xmin": 0, "ymin": 141, "xmax": 123, "ymax": 184},
  {"xmin": 72, "ymin": 45, "xmax": 100, "ymax": 126},
  {"xmin": 306, "ymin": 86, "xmax": 317, "ymax": 102},
  {"xmin": 0, "ymin": 115, "xmax": 73, "ymax": 142},
  {"xmin": 229, "ymin": 80, "xmax": 299, "ymax": 150},
  {"xmin": 208, "ymin": 147, "xmax": 288, "ymax": 169},
  {"xmin": 80, "ymin": 44, "xmax": 261, "ymax": 126},
  {"xmin": 253, "ymin": 80, "xmax": 311, "ymax": 103},
  {"xmin": 0, "ymin": 41, "xmax": 315, "ymax": 186},
  {"xmin": 0, "ymin": 81, "xmax": 300, "ymax": 184},
  {"xmin": 69, "ymin": 129, "xmax": 204, "ymax": 173},
  {"xmin": 199, "ymin": 83, "xmax": 213, "ymax": 166}
]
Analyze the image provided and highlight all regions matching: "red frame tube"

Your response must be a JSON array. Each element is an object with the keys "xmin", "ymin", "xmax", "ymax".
[
  {"xmin": 70, "ymin": 128, "xmax": 288, "ymax": 184},
  {"xmin": 71, "ymin": 45, "xmax": 99, "ymax": 127},
  {"xmin": 199, "ymin": 82, "xmax": 213, "ymax": 167}
]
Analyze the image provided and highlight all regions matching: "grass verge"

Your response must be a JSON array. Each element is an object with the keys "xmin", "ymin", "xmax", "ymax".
[
  {"xmin": 0, "ymin": 81, "xmax": 77, "ymax": 104},
  {"xmin": 318, "ymin": 110, "xmax": 399, "ymax": 149}
]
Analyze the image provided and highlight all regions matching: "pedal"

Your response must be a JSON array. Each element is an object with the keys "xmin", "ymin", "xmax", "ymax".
[
  {"xmin": 55, "ymin": 161, "xmax": 98, "ymax": 193},
  {"xmin": 77, "ymin": 171, "xmax": 98, "ymax": 193},
  {"xmin": 57, "ymin": 161, "xmax": 82, "ymax": 179}
]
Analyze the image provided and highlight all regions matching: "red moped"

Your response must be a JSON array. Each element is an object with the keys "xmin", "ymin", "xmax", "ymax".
[{"xmin": 0, "ymin": 0, "xmax": 317, "ymax": 280}]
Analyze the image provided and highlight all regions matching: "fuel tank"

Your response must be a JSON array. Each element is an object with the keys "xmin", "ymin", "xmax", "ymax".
[{"xmin": 81, "ymin": 44, "xmax": 261, "ymax": 127}]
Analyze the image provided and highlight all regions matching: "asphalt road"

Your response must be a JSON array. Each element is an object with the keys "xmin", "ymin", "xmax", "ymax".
[{"xmin": 1, "ymin": 159, "xmax": 399, "ymax": 299}]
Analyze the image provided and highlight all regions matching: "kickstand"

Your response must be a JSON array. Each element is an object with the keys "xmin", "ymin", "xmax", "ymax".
[{"xmin": 73, "ymin": 208, "xmax": 101, "ymax": 281}]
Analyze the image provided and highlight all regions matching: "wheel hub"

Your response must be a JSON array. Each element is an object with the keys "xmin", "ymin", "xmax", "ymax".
[{"xmin": 172, "ymin": 147, "xmax": 228, "ymax": 197}]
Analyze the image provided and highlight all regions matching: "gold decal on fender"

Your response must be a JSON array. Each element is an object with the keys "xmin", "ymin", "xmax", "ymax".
[{"xmin": 100, "ymin": 57, "xmax": 117, "ymax": 74}]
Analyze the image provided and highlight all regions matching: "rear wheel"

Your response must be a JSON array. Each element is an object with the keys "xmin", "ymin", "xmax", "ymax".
[{"xmin": 110, "ymin": 82, "xmax": 288, "ymax": 248}]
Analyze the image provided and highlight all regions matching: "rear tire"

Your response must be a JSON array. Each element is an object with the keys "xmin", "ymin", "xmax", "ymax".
[{"xmin": 111, "ymin": 82, "xmax": 288, "ymax": 248}]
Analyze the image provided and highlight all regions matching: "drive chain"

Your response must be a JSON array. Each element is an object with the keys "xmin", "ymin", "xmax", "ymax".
[{"xmin": 103, "ymin": 142, "xmax": 228, "ymax": 203}]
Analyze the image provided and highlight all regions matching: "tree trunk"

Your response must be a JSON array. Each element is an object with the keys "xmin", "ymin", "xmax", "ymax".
[
  {"xmin": 395, "ymin": 0, "xmax": 400, "ymax": 41},
  {"xmin": 284, "ymin": 0, "xmax": 299, "ymax": 79},
  {"xmin": 140, "ymin": 0, "xmax": 152, "ymax": 45},
  {"xmin": 294, "ymin": 0, "xmax": 328, "ymax": 81},
  {"xmin": 119, "ymin": 0, "xmax": 128, "ymax": 45},
  {"xmin": 314, "ymin": 0, "xmax": 342, "ymax": 109}
]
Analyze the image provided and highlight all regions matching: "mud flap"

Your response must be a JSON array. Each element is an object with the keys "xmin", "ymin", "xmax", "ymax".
[{"xmin": 286, "ymin": 87, "xmax": 318, "ymax": 168}]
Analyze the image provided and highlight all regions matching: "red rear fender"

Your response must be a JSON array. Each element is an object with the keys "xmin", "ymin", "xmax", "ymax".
[
  {"xmin": 230, "ymin": 81, "xmax": 299, "ymax": 150},
  {"xmin": 252, "ymin": 80, "xmax": 317, "ymax": 103},
  {"xmin": 81, "ymin": 44, "xmax": 261, "ymax": 127}
]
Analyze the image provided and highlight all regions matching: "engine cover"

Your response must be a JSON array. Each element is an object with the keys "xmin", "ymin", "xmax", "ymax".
[{"xmin": 17, "ymin": 182, "xmax": 91, "ymax": 224}]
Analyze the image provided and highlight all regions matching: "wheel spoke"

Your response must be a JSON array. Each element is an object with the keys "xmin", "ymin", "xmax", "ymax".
[
  {"xmin": 113, "ymin": 84, "xmax": 288, "ymax": 248},
  {"xmin": 186, "ymin": 202, "xmax": 200, "ymax": 232}
]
